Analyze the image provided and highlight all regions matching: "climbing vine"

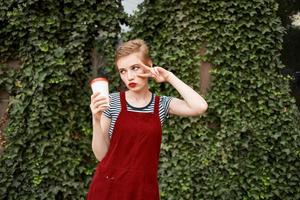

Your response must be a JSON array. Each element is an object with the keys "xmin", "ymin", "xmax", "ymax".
[
  {"xmin": 127, "ymin": 0, "xmax": 300, "ymax": 199},
  {"xmin": 0, "ymin": 0, "xmax": 125, "ymax": 199}
]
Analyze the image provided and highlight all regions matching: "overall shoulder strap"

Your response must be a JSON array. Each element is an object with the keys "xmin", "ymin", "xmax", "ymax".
[
  {"xmin": 120, "ymin": 91, "xmax": 127, "ymax": 112},
  {"xmin": 154, "ymin": 95, "xmax": 160, "ymax": 114}
]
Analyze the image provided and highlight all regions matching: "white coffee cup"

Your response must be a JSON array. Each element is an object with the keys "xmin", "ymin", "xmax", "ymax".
[{"xmin": 90, "ymin": 77, "xmax": 109, "ymax": 107}]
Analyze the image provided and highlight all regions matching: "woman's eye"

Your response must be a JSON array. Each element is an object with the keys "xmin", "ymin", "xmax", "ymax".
[
  {"xmin": 119, "ymin": 70, "xmax": 126, "ymax": 74},
  {"xmin": 132, "ymin": 66, "xmax": 140, "ymax": 71}
]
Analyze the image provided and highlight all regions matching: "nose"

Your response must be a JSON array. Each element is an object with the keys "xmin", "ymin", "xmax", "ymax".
[{"xmin": 127, "ymin": 70, "xmax": 135, "ymax": 80}]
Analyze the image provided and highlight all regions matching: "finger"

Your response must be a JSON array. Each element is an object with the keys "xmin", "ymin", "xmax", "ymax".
[
  {"xmin": 139, "ymin": 61, "xmax": 152, "ymax": 70},
  {"xmin": 93, "ymin": 96, "xmax": 107, "ymax": 104},
  {"xmin": 95, "ymin": 105, "xmax": 109, "ymax": 113},
  {"xmin": 147, "ymin": 68, "xmax": 158, "ymax": 79},
  {"xmin": 91, "ymin": 92, "xmax": 101, "ymax": 100},
  {"xmin": 92, "ymin": 106, "xmax": 107, "ymax": 114},
  {"xmin": 93, "ymin": 92, "xmax": 101, "ymax": 97},
  {"xmin": 93, "ymin": 103, "xmax": 106, "ymax": 110},
  {"xmin": 139, "ymin": 62, "xmax": 159, "ymax": 79},
  {"xmin": 93, "ymin": 99, "xmax": 109, "ymax": 107},
  {"xmin": 152, "ymin": 67, "xmax": 160, "ymax": 76},
  {"xmin": 94, "ymin": 95, "xmax": 107, "ymax": 100},
  {"xmin": 137, "ymin": 72, "xmax": 153, "ymax": 78},
  {"xmin": 95, "ymin": 98, "xmax": 109, "ymax": 104}
]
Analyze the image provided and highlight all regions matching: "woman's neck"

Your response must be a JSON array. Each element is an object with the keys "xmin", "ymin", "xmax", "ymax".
[
  {"xmin": 127, "ymin": 89, "xmax": 151, "ymax": 100},
  {"xmin": 126, "ymin": 89, "xmax": 152, "ymax": 107}
]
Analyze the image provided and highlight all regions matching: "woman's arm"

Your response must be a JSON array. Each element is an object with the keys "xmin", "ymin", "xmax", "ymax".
[
  {"xmin": 138, "ymin": 63, "xmax": 208, "ymax": 116},
  {"xmin": 167, "ymin": 72, "xmax": 208, "ymax": 116},
  {"xmin": 91, "ymin": 115, "xmax": 111, "ymax": 161},
  {"xmin": 90, "ymin": 93, "xmax": 111, "ymax": 161}
]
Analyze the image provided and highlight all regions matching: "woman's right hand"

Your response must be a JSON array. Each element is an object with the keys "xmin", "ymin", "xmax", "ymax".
[{"xmin": 90, "ymin": 92, "xmax": 109, "ymax": 120}]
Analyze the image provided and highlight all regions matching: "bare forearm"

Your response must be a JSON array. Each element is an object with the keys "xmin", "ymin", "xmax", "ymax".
[
  {"xmin": 92, "ymin": 117, "xmax": 109, "ymax": 161},
  {"xmin": 167, "ymin": 72, "xmax": 208, "ymax": 112},
  {"xmin": 137, "ymin": 64, "xmax": 207, "ymax": 115}
]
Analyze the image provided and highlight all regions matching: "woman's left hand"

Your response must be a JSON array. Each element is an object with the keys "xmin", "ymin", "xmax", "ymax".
[{"xmin": 137, "ymin": 62, "xmax": 172, "ymax": 83}]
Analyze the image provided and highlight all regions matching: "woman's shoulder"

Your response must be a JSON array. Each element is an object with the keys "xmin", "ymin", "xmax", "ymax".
[
  {"xmin": 109, "ymin": 92, "xmax": 121, "ymax": 103},
  {"xmin": 158, "ymin": 95, "xmax": 172, "ymax": 102},
  {"xmin": 157, "ymin": 95, "xmax": 172, "ymax": 110},
  {"xmin": 109, "ymin": 92, "xmax": 120, "ymax": 98}
]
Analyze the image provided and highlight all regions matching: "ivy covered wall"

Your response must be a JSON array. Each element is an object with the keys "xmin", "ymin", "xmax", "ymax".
[
  {"xmin": 0, "ymin": 0, "xmax": 125, "ymax": 199},
  {"xmin": 127, "ymin": 0, "xmax": 300, "ymax": 199},
  {"xmin": 0, "ymin": 0, "xmax": 299, "ymax": 199}
]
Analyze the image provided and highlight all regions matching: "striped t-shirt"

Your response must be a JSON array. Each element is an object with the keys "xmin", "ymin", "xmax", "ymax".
[{"xmin": 103, "ymin": 92, "xmax": 172, "ymax": 138}]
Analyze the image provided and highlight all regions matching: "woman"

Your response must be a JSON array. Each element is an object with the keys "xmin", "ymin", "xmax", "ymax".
[{"xmin": 87, "ymin": 39, "xmax": 208, "ymax": 200}]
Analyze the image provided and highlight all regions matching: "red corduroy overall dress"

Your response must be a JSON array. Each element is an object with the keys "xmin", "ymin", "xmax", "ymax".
[{"xmin": 87, "ymin": 91, "xmax": 162, "ymax": 200}]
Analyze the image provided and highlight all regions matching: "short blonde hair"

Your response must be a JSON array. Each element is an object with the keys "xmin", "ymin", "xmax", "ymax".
[{"xmin": 115, "ymin": 39, "xmax": 150, "ymax": 66}]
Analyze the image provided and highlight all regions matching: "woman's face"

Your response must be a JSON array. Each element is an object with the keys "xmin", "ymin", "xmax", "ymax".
[{"xmin": 116, "ymin": 52, "xmax": 151, "ymax": 92}]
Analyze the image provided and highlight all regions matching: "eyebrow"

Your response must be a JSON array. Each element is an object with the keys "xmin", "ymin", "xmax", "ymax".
[{"xmin": 118, "ymin": 64, "xmax": 140, "ymax": 71}]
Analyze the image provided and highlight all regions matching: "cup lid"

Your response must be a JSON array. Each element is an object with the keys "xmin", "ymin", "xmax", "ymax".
[{"xmin": 89, "ymin": 77, "xmax": 109, "ymax": 86}]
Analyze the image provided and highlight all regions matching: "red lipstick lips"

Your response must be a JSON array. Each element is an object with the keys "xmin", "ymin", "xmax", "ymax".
[{"xmin": 128, "ymin": 83, "xmax": 137, "ymax": 88}]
